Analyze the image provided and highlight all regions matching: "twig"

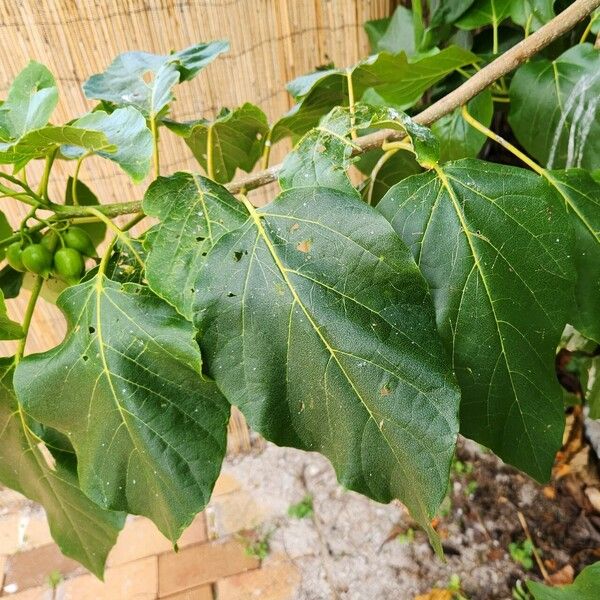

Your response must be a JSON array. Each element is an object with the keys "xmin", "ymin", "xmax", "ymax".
[
  {"xmin": 46, "ymin": 0, "xmax": 600, "ymax": 220},
  {"xmin": 516, "ymin": 511, "xmax": 551, "ymax": 584}
]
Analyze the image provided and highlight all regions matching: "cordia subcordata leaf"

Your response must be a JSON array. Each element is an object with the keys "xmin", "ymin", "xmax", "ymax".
[
  {"xmin": 547, "ymin": 169, "xmax": 600, "ymax": 343},
  {"xmin": 0, "ymin": 359, "xmax": 124, "ymax": 577},
  {"xmin": 143, "ymin": 173, "xmax": 247, "ymax": 319},
  {"xmin": 510, "ymin": 0, "xmax": 555, "ymax": 32},
  {"xmin": 378, "ymin": 159, "xmax": 576, "ymax": 481},
  {"xmin": 527, "ymin": 560, "xmax": 600, "ymax": 599},
  {"xmin": 193, "ymin": 188, "xmax": 460, "ymax": 552},
  {"xmin": 0, "ymin": 61, "xmax": 58, "ymax": 140},
  {"xmin": 14, "ymin": 277, "xmax": 230, "ymax": 542},
  {"xmin": 0, "ymin": 125, "xmax": 113, "ymax": 170},
  {"xmin": 364, "ymin": 6, "xmax": 416, "ymax": 55},
  {"xmin": 272, "ymin": 46, "xmax": 478, "ymax": 141},
  {"xmin": 165, "ymin": 103, "xmax": 269, "ymax": 184},
  {"xmin": 0, "ymin": 289, "xmax": 24, "ymax": 340},
  {"xmin": 83, "ymin": 41, "xmax": 229, "ymax": 119},
  {"xmin": 61, "ymin": 107, "xmax": 153, "ymax": 182},
  {"xmin": 509, "ymin": 44, "xmax": 600, "ymax": 171},
  {"xmin": 456, "ymin": 0, "xmax": 513, "ymax": 29}
]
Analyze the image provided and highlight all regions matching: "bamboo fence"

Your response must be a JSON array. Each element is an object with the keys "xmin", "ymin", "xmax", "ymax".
[{"xmin": 0, "ymin": 0, "xmax": 396, "ymax": 451}]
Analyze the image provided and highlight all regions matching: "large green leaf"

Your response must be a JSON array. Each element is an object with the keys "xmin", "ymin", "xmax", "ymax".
[
  {"xmin": 546, "ymin": 169, "xmax": 600, "ymax": 343},
  {"xmin": 0, "ymin": 359, "xmax": 124, "ymax": 577},
  {"xmin": 510, "ymin": 0, "xmax": 555, "ymax": 32},
  {"xmin": 14, "ymin": 277, "xmax": 230, "ymax": 541},
  {"xmin": 165, "ymin": 103, "xmax": 269, "ymax": 183},
  {"xmin": 272, "ymin": 46, "xmax": 477, "ymax": 141},
  {"xmin": 61, "ymin": 107, "xmax": 152, "ymax": 182},
  {"xmin": 0, "ymin": 125, "xmax": 113, "ymax": 170},
  {"xmin": 194, "ymin": 188, "xmax": 460, "ymax": 548},
  {"xmin": 364, "ymin": 6, "xmax": 416, "ymax": 55},
  {"xmin": 527, "ymin": 561, "xmax": 600, "ymax": 599},
  {"xmin": 0, "ymin": 289, "xmax": 23, "ymax": 340},
  {"xmin": 0, "ymin": 61, "xmax": 58, "ymax": 140},
  {"xmin": 83, "ymin": 41, "xmax": 229, "ymax": 119},
  {"xmin": 378, "ymin": 159, "xmax": 575, "ymax": 481},
  {"xmin": 143, "ymin": 173, "xmax": 247, "ymax": 319},
  {"xmin": 509, "ymin": 44, "xmax": 600, "ymax": 171},
  {"xmin": 431, "ymin": 89, "xmax": 493, "ymax": 162},
  {"xmin": 456, "ymin": 0, "xmax": 513, "ymax": 29},
  {"xmin": 0, "ymin": 211, "xmax": 12, "ymax": 261}
]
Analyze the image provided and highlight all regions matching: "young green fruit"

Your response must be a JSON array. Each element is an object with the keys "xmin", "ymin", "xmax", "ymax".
[
  {"xmin": 21, "ymin": 244, "xmax": 53, "ymax": 276},
  {"xmin": 6, "ymin": 242, "xmax": 26, "ymax": 272},
  {"xmin": 53, "ymin": 247, "xmax": 84, "ymax": 284},
  {"xmin": 64, "ymin": 227, "xmax": 96, "ymax": 257},
  {"xmin": 40, "ymin": 230, "xmax": 59, "ymax": 253}
]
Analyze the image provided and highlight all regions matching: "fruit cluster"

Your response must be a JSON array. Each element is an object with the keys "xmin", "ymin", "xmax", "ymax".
[{"xmin": 6, "ymin": 227, "xmax": 95, "ymax": 285}]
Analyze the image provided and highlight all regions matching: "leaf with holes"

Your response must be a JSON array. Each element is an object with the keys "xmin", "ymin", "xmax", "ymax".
[
  {"xmin": 0, "ymin": 359, "xmax": 124, "ymax": 577},
  {"xmin": 378, "ymin": 159, "xmax": 575, "ymax": 481},
  {"xmin": 194, "ymin": 188, "xmax": 460, "ymax": 551},
  {"xmin": 14, "ymin": 277, "xmax": 230, "ymax": 541},
  {"xmin": 83, "ymin": 41, "xmax": 229, "ymax": 119},
  {"xmin": 143, "ymin": 173, "xmax": 247, "ymax": 318},
  {"xmin": 165, "ymin": 104, "xmax": 269, "ymax": 183},
  {"xmin": 509, "ymin": 44, "xmax": 600, "ymax": 171}
]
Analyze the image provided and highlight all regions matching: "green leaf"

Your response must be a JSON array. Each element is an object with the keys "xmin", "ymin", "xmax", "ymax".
[
  {"xmin": 14, "ymin": 277, "xmax": 230, "ymax": 541},
  {"xmin": 509, "ymin": 44, "xmax": 600, "ymax": 171},
  {"xmin": 165, "ymin": 103, "xmax": 269, "ymax": 183},
  {"xmin": 365, "ymin": 6, "xmax": 416, "ymax": 55},
  {"xmin": 65, "ymin": 178, "xmax": 106, "ymax": 246},
  {"xmin": 456, "ymin": 0, "xmax": 514, "ymax": 29},
  {"xmin": 0, "ymin": 125, "xmax": 113, "ymax": 170},
  {"xmin": 83, "ymin": 41, "xmax": 229, "ymax": 119},
  {"xmin": 0, "ymin": 359, "xmax": 124, "ymax": 577},
  {"xmin": 357, "ymin": 149, "xmax": 422, "ymax": 205},
  {"xmin": 62, "ymin": 107, "xmax": 152, "ymax": 182},
  {"xmin": 0, "ymin": 61, "xmax": 58, "ymax": 140},
  {"xmin": 194, "ymin": 190, "xmax": 460, "ymax": 550},
  {"xmin": 429, "ymin": 0, "xmax": 477, "ymax": 27},
  {"xmin": 378, "ymin": 159, "xmax": 575, "ymax": 481},
  {"xmin": 143, "ymin": 173, "xmax": 247, "ymax": 319},
  {"xmin": 272, "ymin": 46, "xmax": 478, "ymax": 141},
  {"xmin": 546, "ymin": 169, "xmax": 600, "ymax": 343},
  {"xmin": 0, "ymin": 211, "xmax": 12, "ymax": 261},
  {"xmin": 278, "ymin": 107, "xmax": 360, "ymax": 195},
  {"xmin": 510, "ymin": 0, "xmax": 555, "ymax": 32},
  {"xmin": 527, "ymin": 561, "xmax": 600, "ymax": 599},
  {"xmin": 0, "ymin": 289, "xmax": 23, "ymax": 340},
  {"xmin": 432, "ymin": 89, "xmax": 493, "ymax": 162},
  {"xmin": 0, "ymin": 266, "xmax": 24, "ymax": 299}
]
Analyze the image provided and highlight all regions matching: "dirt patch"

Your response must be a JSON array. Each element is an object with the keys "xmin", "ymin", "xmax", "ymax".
[{"xmin": 221, "ymin": 437, "xmax": 600, "ymax": 599}]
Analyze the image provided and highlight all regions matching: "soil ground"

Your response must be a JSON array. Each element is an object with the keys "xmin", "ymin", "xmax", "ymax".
[{"xmin": 220, "ymin": 433, "xmax": 600, "ymax": 600}]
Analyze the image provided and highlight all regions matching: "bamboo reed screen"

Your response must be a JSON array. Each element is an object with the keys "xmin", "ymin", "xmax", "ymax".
[{"xmin": 0, "ymin": 0, "xmax": 395, "ymax": 451}]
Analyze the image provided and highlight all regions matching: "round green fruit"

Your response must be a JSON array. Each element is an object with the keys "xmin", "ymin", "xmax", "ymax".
[
  {"xmin": 64, "ymin": 227, "xmax": 96, "ymax": 257},
  {"xmin": 21, "ymin": 244, "xmax": 53, "ymax": 276},
  {"xmin": 40, "ymin": 230, "xmax": 59, "ymax": 253},
  {"xmin": 6, "ymin": 242, "xmax": 26, "ymax": 272},
  {"xmin": 53, "ymin": 247, "xmax": 84, "ymax": 284}
]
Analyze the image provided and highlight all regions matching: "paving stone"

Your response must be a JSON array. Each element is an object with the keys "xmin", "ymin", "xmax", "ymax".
[
  {"xmin": 59, "ymin": 556, "xmax": 157, "ymax": 600},
  {"xmin": 216, "ymin": 559, "xmax": 300, "ymax": 600},
  {"xmin": 158, "ymin": 539, "xmax": 258, "ymax": 596}
]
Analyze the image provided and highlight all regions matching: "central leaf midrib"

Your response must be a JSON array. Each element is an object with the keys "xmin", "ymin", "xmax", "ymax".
[{"xmin": 241, "ymin": 197, "xmax": 434, "ymax": 522}]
